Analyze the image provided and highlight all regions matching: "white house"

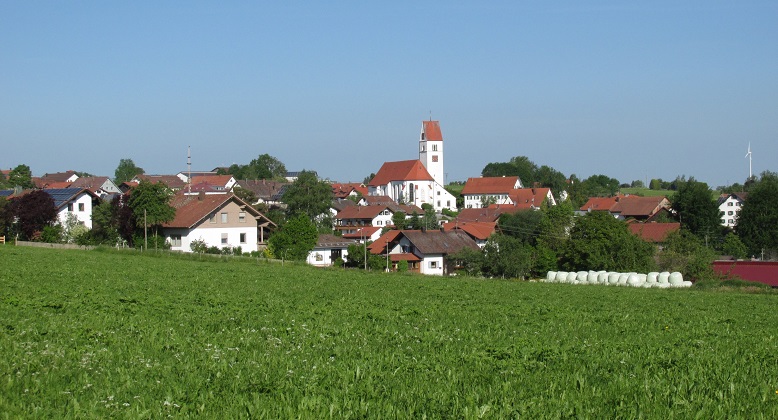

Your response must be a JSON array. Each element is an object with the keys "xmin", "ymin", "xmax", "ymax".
[
  {"xmin": 307, "ymin": 234, "xmax": 357, "ymax": 267},
  {"xmin": 461, "ymin": 176, "xmax": 523, "ymax": 208},
  {"xmin": 45, "ymin": 188, "xmax": 100, "ymax": 229},
  {"xmin": 162, "ymin": 192, "xmax": 275, "ymax": 253},
  {"xmin": 718, "ymin": 192, "xmax": 747, "ymax": 228},
  {"xmin": 70, "ymin": 176, "xmax": 122, "ymax": 197},
  {"xmin": 368, "ymin": 229, "xmax": 480, "ymax": 275}
]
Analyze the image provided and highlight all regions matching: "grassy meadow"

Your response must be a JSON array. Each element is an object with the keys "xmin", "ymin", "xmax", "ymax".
[{"xmin": 1, "ymin": 246, "xmax": 777, "ymax": 418}]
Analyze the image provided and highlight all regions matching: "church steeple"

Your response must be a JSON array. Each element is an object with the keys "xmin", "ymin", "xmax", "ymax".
[{"xmin": 419, "ymin": 120, "xmax": 444, "ymax": 186}]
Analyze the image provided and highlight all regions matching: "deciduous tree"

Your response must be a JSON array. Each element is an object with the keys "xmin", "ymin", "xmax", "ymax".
[
  {"xmin": 114, "ymin": 159, "xmax": 144, "ymax": 184},
  {"xmin": 268, "ymin": 214, "xmax": 318, "ymax": 260},
  {"xmin": 282, "ymin": 171, "xmax": 332, "ymax": 224},
  {"xmin": 127, "ymin": 180, "xmax": 174, "ymax": 238},
  {"xmin": 735, "ymin": 171, "xmax": 778, "ymax": 257},
  {"xmin": 671, "ymin": 178, "xmax": 721, "ymax": 241},
  {"xmin": 8, "ymin": 164, "xmax": 34, "ymax": 189},
  {"xmin": 8, "ymin": 190, "xmax": 58, "ymax": 240}
]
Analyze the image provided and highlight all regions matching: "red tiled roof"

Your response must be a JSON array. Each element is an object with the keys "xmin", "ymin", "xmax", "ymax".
[
  {"xmin": 579, "ymin": 196, "xmax": 620, "ymax": 211},
  {"xmin": 369, "ymin": 160, "xmax": 433, "ymax": 186},
  {"xmin": 39, "ymin": 171, "xmax": 78, "ymax": 183},
  {"xmin": 335, "ymin": 205, "xmax": 389, "ymax": 220},
  {"xmin": 314, "ymin": 234, "xmax": 357, "ymax": 249},
  {"xmin": 163, "ymin": 192, "xmax": 267, "ymax": 229},
  {"xmin": 191, "ymin": 175, "xmax": 234, "ymax": 187},
  {"xmin": 422, "ymin": 120, "xmax": 443, "ymax": 141},
  {"xmin": 70, "ymin": 176, "xmax": 109, "ymax": 189},
  {"xmin": 342, "ymin": 226, "xmax": 381, "ymax": 239},
  {"xmin": 401, "ymin": 230, "xmax": 480, "ymax": 255},
  {"xmin": 456, "ymin": 208, "xmax": 505, "ymax": 223},
  {"xmin": 507, "ymin": 188, "xmax": 551, "ymax": 209},
  {"xmin": 332, "ymin": 183, "xmax": 368, "ymax": 199},
  {"xmin": 44, "ymin": 181, "xmax": 73, "ymax": 189},
  {"xmin": 363, "ymin": 195, "xmax": 395, "ymax": 205},
  {"xmin": 461, "ymin": 176, "xmax": 521, "ymax": 195},
  {"xmin": 441, "ymin": 221, "xmax": 496, "ymax": 241},
  {"xmin": 390, "ymin": 253, "xmax": 421, "ymax": 262},
  {"xmin": 611, "ymin": 196, "xmax": 670, "ymax": 218},
  {"xmin": 368, "ymin": 230, "xmax": 404, "ymax": 254},
  {"xmin": 134, "ymin": 175, "xmax": 186, "ymax": 189},
  {"xmin": 628, "ymin": 222, "xmax": 680, "ymax": 243}
]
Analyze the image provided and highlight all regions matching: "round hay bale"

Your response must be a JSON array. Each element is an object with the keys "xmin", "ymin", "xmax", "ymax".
[
  {"xmin": 647, "ymin": 272, "xmax": 659, "ymax": 283},
  {"xmin": 669, "ymin": 272, "xmax": 683, "ymax": 285},
  {"xmin": 627, "ymin": 274, "xmax": 642, "ymax": 287},
  {"xmin": 588, "ymin": 271, "xmax": 599, "ymax": 283},
  {"xmin": 566, "ymin": 272, "xmax": 578, "ymax": 282},
  {"xmin": 658, "ymin": 272, "xmax": 670, "ymax": 284},
  {"xmin": 577, "ymin": 271, "xmax": 589, "ymax": 282},
  {"xmin": 608, "ymin": 272, "xmax": 620, "ymax": 284},
  {"xmin": 618, "ymin": 273, "xmax": 629, "ymax": 285},
  {"xmin": 547, "ymin": 271, "xmax": 557, "ymax": 282},
  {"xmin": 556, "ymin": 271, "xmax": 568, "ymax": 282},
  {"xmin": 597, "ymin": 272, "xmax": 609, "ymax": 283}
]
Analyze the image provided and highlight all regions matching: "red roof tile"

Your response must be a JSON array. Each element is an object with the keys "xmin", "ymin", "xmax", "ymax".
[
  {"xmin": 422, "ymin": 120, "xmax": 443, "ymax": 141},
  {"xmin": 163, "ymin": 192, "xmax": 270, "ymax": 229},
  {"xmin": 611, "ymin": 196, "xmax": 670, "ymax": 218},
  {"xmin": 441, "ymin": 221, "xmax": 496, "ymax": 240},
  {"xmin": 461, "ymin": 176, "xmax": 521, "ymax": 195},
  {"xmin": 342, "ymin": 226, "xmax": 381, "ymax": 239},
  {"xmin": 456, "ymin": 208, "xmax": 505, "ymax": 223},
  {"xmin": 579, "ymin": 196, "xmax": 620, "ymax": 211},
  {"xmin": 507, "ymin": 188, "xmax": 552, "ymax": 209},
  {"xmin": 628, "ymin": 222, "xmax": 680, "ymax": 243},
  {"xmin": 335, "ymin": 205, "xmax": 388, "ymax": 220},
  {"xmin": 369, "ymin": 160, "xmax": 433, "ymax": 186}
]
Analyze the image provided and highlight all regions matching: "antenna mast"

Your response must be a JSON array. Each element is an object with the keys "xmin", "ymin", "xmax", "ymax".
[
  {"xmin": 746, "ymin": 143, "xmax": 753, "ymax": 180},
  {"xmin": 187, "ymin": 145, "xmax": 192, "ymax": 194}
]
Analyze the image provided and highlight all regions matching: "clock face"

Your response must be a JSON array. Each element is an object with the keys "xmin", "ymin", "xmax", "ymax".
[{"xmin": 432, "ymin": 155, "xmax": 438, "ymax": 162}]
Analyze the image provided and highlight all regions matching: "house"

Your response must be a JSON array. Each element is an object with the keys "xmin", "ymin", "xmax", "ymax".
[
  {"xmin": 578, "ymin": 195, "xmax": 672, "ymax": 221},
  {"xmin": 441, "ymin": 221, "xmax": 496, "ymax": 248},
  {"xmin": 285, "ymin": 171, "xmax": 317, "ymax": 182},
  {"xmin": 161, "ymin": 192, "xmax": 275, "ymax": 253},
  {"xmin": 131, "ymin": 174, "xmax": 187, "ymax": 190},
  {"xmin": 35, "ymin": 171, "xmax": 79, "ymax": 188},
  {"xmin": 487, "ymin": 188, "xmax": 556, "ymax": 211},
  {"xmin": 44, "ymin": 188, "xmax": 100, "ymax": 229},
  {"xmin": 190, "ymin": 175, "xmax": 237, "ymax": 192},
  {"xmin": 718, "ymin": 192, "xmax": 747, "ymax": 228},
  {"xmin": 342, "ymin": 226, "xmax": 382, "ymax": 243},
  {"xmin": 461, "ymin": 176, "xmax": 523, "ymax": 208},
  {"xmin": 70, "ymin": 176, "xmax": 122, "ymax": 197},
  {"xmin": 455, "ymin": 207, "xmax": 506, "ymax": 223},
  {"xmin": 368, "ymin": 229, "xmax": 480, "ymax": 275},
  {"xmin": 233, "ymin": 179, "xmax": 290, "ymax": 206},
  {"xmin": 367, "ymin": 120, "xmax": 457, "ymax": 212},
  {"xmin": 307, "ymin": 234, "xmax": 358, "ymax": 267},
  {"xmin": 334, "ymin": 205, "xmax": 397, "ymax": 234},
  {"xmin": 628, "ymin": 222, "xmax": 680, "ymax": 248},
  {"xmin": 332, "ymin": 183, "xmax": 368, "ymax": 200}
]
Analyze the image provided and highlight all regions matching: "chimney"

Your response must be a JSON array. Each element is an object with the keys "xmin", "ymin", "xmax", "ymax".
[{"xmin": 198, "ymin": 191, "xmax": 205, "ymax": 201}]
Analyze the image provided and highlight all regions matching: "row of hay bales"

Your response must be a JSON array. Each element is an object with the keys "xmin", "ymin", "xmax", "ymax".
[{"xmin": 545, "ymin": 270, "xmax": 693, "ymax": 288}]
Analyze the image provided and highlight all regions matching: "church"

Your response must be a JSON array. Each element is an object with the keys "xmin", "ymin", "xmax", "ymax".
[{"xmin": 367, "ymin": 120, "xmax": 457, "ymax": 212}]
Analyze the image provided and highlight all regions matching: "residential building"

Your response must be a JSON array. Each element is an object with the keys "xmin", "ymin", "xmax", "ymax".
[
  {"xmin": 717, "ymin": 192, "xmax": 747, "ymax": 228},
  {"xmin": 368, "ymin": 229, "xmax": 480, "ymax": 275},
  {"xmin": 44, "ymin": 188, "xmax": 100, "ymax": 229},
  {"xmin": 307, "ymin": 234, "xmax": 358, "ymax": 267},
  {"xmin": 461, "ymin": 176, "xmax": 523, "ymax": 208}
]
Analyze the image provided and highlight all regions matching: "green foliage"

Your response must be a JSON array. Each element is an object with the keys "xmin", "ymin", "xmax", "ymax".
[
  {"xmin": 407, "ymin": 211, "xmax": 422, "ymax": 230},
  {"xmin": 443, "ymin": 185, "xmax": 464, "ymax": 208},
  {"xmin": 127, "ymin": 180, "xmax": 175, "ymax": 234},
  {"xmin": 672, "ymin": 178, "xmax": 722, "ymax": 241},
  {"xmin": 61, "ymin": 213, "xmax": 89, "ymax": 244},
  {"xmin": 132, "ymin": 234, "xmax": 171, "ymax": 250},
  {"xmin": 449, "ymin": 247, "xmax": 485, "ymax": 276},
  {"xmin": 7, "ymin": 164, "xmax": 35, "ymax": 189},
  {"xmin": 40, "ymin": 225, "xmax": 63, "ymax": 243},
  {"xmin": 363, "ymin": 172, "xmax": 376, "ymax": 185},
  {"xmin": 268, "ymin": 214, "xmax": 317, "ymax": 261},
  {"xmin": 232, "ymin": 187, "xmax": 257, "ymax": 204},
  {"xmin": 190, "ymin": 238, "xmax": 208, "ymax": 253},
  {"xmin": 559, "ymin": 211, "xmax": 655, "ymax": 273},
  {"xmin": 721, "ymin": 233, "xmax": 748, "ymax": 260},
  {"xmin": 422, "ymin": 206, "xmax": 438, "ymax": 230},
  {"xmin": 483, "ymin": 235, "xmax": 534, "ymax": 279},
  {"xmin": 657, "ymin": 230, "xmax": 716, "ymax": 281},
  {"xmin": 8, "ymin": 189, "xmax": 58, "ymax": 240},
  {"xmin": 282, "ymin": 171, "xmax": 331, "ymax": 222},
  {"xmin": 498, "ymin": 210, "xmax": 543, "ymax": 246},
  {"xmin": 227, "ymin": 154, "xmax": 287, "ymax": 180},
  {"xmin": 113, "ymin": 158, "xmax": 143, "ymax": 184},
  {"xmin": 391, "ymin": 211, "xmax": 407, "ymax": 230},
  {"xmin": 480, "ymin": 157, "xmax": 568, "ymax": 200},
  {"xmin": 396, "ymin": 259, "xmax": 408, "ymax": 272},
  {"xmin": 735, "ymin": 171, "xmax": 778, "ymax": 257},
  {"xmin": 2, "ymin": 246, "xmax": 778, "ymax": 418}
]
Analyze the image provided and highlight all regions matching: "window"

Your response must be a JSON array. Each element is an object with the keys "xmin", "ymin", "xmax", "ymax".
[
  {"xmin": 239, "ymin": 233, "xmax": 246, "ymax": 243},
  {"xmin": 447, "ymin": 200, "xmax": 451, "ymax": 207},
  {"xmin": 727, "ymin": 202, "xmax": 733, "ymax": 206},
  {"xmin": 428, "ymin": 261, "xmax": 438, "ymax": 269},
  {"xmin": 736, "ymin": 202, "xmax": 741, "ymax": 207},
  {"xmin": 221, "ymin": 233, "xmax": 228, "ymax": 245},
  {"xmin": 209, "ymin": 214, "xmax": 216, "ymax": 224},
  {"xmin": 432, "ymin": 155, "xmax": 438, "ymax": 162},
  {"xmin": 721, "ymin": 218, "xmax": 726, "ymax": 224},
  {"xmin": 377, "ymin": 220, "xmax": 383, "ymax": 226},
  {"xmin": 727, "ymin": 211, "xmax": 733, "ymax": 215},
  {"xmin": 239, "ymin": 212, "xmax": 246, "ymax": 223},
  {"xmin": 78, "ymin": 203, "xmax": 85, "ymax": 212},
  {"xmin": 437, "ymin": 191, "xmax": 440, "ymax": 196},
  {"xmin": 437, "ymin": 200, "xmax": 441, "ymax": 207},
  {"xmin": 170, "ymin": 235, "xmax": 182, "ymax": 247},
  {"xmin": 67, "ymin": 203, "xmax": 74, "ymax": 212},
  {"xmin": 728, "ymin": 219, "xmax": 734, "ymax": 224},
  {"xmin": 432, "ymin": 144, "xmax": 438, "ymax": 152},
  {"xmin": 221, "ymin": 212, "xmax": 228, "ymax": 223}
]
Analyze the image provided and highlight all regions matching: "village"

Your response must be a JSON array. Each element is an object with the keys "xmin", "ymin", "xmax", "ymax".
[{"xmin": 0, "ymin": 119, "xmax": 771, "ymax": 283}]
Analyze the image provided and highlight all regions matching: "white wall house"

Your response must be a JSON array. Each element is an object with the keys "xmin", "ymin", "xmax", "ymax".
[
  {"xmin": 46, "ymin": 188, "xmax": 99, "ymax": 229},
  {"xmin": 374, "ymin": 229, "xmax": 480, "ymax": 276},
  {"xmin": 461, "ymin": 176, "xmax": 523, "ymax": 209},
  {"xmin": 718, "ymin": 192, "xmax": 747, "ymax": 228},
  {"xmin": 162, "ymin": 192, "xmax": 275, "ymax": 253},
  {"xmin": 307, "ymin": 234, "xmax": 357, "ymax": 267}
]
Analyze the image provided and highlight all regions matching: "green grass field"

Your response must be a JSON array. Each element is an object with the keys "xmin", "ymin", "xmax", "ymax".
[{"xmin": 1, "ymin": 246, "xmax": 777, "ymax": 418}]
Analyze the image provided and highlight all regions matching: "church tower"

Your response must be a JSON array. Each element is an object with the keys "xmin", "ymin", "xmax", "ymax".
[{"xmin": 419, "ymin": 120, "xmax": 445, "ymax": 186}]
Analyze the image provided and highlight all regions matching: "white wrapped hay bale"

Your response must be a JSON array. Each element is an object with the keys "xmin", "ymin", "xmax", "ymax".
[
  {"xmin": 618, "ymin": 273, "xmax": 629, "ymax": 285},
  {"xmin": 627, "ymin": 274, "xmax": 643, "ymax": 287},
  {"xmin": 655, "ymin": 282, "xmax": 672, "ymax": 289},
  {"xmin": 556, "ymin": 271, "xmax": 568, "ymax": 282},
  {"xmin": 588, "ymin": 271, "xmax": 599, "ymax": 283},
  {"xmin": 577, "ymin": 271, "xmax": 589, "ymax": 283},
  {"xmin": 669, "ymin": 272, "xmax": 683, "ymax": 285},
  {"xmin": 547, "ymin": 271, "xmax": 557, "ymax": 282},
  {"xmin": 608, "ymin": 272, "xmax": 620, "ymax": 284},
  {"xmin": 658, "ymin": 272, "xmax": 670, "ymax": 284},
  {"xmin": 638, "ymin": 274, "xmax": 647, "ymax": 283},
  {"xmin": 567, "ymin": 272, "xmax": 578, "ymax": 282},
  {"xmin": 597, "ymin": 272, "xmax": 608, "ymax": 283},
  {"xmin": 647, "ymin": 272, "xmax": 659, "ymax": 283},
  {"xmin": 681, "ymin": 281, "xmax": 693, "ymax": 288}
]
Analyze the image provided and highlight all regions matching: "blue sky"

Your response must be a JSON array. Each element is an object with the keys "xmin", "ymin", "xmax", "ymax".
[{"xmin": 2, "ymin": 1, "xmax": 776, "ymax": 188}]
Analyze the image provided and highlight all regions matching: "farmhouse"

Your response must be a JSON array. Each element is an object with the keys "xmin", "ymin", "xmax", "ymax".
[
  {"xmin": 162, "ymin": 191, "xmax": 275, "ymax": 253},
  {"xmin": 718, "ymin": 192, "xmax": 747, "ymax": 228},
  {"xmin": 369, "ymin": 229, "xmax": 480, "ymax": 275},
  {"xmin": 307, "ymin": 234, "xmax": 358, "ymax": 267},
  {"xmin": 462, "ymin": 176, "xmax": 523, "ymax": 208}
]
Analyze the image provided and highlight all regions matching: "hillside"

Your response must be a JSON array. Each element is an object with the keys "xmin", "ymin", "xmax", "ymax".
[{"xmin": 1, "ymin": 246, "xmax": 777, "ymax": 417}]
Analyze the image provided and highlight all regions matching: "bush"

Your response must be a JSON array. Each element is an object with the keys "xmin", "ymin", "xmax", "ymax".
[
  {"xmin": 190, "ymin": 239, "xmax": 208, "ymax": 254},
  {"xmin": 40, "ymin": 225, "xmax": 63, "ymax": 243}
]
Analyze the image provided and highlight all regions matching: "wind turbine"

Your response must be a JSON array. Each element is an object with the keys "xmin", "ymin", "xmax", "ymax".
[{"xmin": 745, "ymin": 143, "xmax": 753, "ymax": 180}]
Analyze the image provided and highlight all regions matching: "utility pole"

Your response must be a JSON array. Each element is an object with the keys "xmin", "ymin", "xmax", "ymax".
[{"xmin": 144, "ymin": 209, "xmax": 148, "ymax": 250}]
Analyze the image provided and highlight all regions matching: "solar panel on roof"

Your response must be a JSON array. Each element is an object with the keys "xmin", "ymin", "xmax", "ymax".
[{"xmin": 44, "ymin": 188, "xmax": 83, "ymax": 208}]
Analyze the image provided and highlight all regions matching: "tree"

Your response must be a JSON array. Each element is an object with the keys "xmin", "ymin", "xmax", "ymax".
[
  {"xmin": 391, "ymin": 211, "xmax": 407, "ymax": 230},
  {"xmin": 0, "ymin": 171, "xmax": 7, "ymax": 189},
  {"xmin": 282, "ymin": 171, "xmax": 331, "ymax": 224},
  {"xmin": 114, "ymin": 159, "xmax": 144, "ymax": 184},
  {"xmin": 671, "ymin": 178, "xmax": 721, "ymax": 241},
  {"xmin": 449, "ymin": 247, "xmax": 485, "ymax": 276},
  {"xmin": 421, "ymin": 204, "xmax": 437, "ymax": 229},
  {"xmin": 232, "ymin": 187, "xmax": 257, "ymax": 205},
  {"xmin": 657, "ymin": 230, "xmax": 716, "ymax": 281},
  {"xmin": 407, "ymin": 211, "xmax": 422, "ymax": 230},
  {"xmin": 8, "ymin": 190, "xmax": 58, "ymax": 240},
  {"xmin": 537, "ymin": 199, "xmax": 574, "ymax": 253},
  {"xmin": 482, "ymin": 234, "xmax": 534, "ymax": 279},
  {"xmin": 481, "ymin": 156, "xmax": 538, "ymax": 184},
  {"xmin": 245, "ymin": 154, "xmax": 287, "ymax": 180},
  {"xmin": 127, "ymin": 180, "xmax": 175, "ymax": 239},
  {"xmin": 735, "ymin": 171, "xmax": 778, "ymax": 257},
  {"xmin": 721, "ymin": 232, "xmax": 748, "ymax": 260},
  {"xmin": 363, "ymin": 173, "xmax": 376, "ymax": 185},
  {"xmin": 559, "ymin": 211, "xmax": 655, "ymax": 273},
  {"xmin": 268, "ymin": 214, "xmax": 318, "ymax": 260},
  {"xmin": 579, "ymin": 174, "xmax": 620, "ymax": 198},
  {"xmin": 498, "ymin": 210, "xmax": 543, "ymax": 246},
  {"xmin": 7, "ymin": 164, "xmax": 34, "ymax": 189},
  {"xmin": 535, "ymin": 165, "xmax": 568, "ymax": 198}
]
